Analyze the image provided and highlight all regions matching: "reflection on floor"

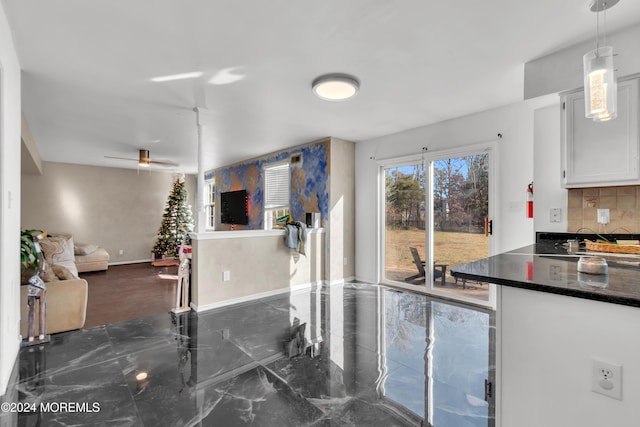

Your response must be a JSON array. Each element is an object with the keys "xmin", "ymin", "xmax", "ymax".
[{"xmin": 1, "ymin": 283, "xmax": 495, "ymax": 426}]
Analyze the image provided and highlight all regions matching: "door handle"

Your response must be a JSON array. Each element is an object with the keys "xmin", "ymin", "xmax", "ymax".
[
  {"xmin": 485, "ymin": 218, "xmax": 493, "ymax": 236},
  {"xmin": 484, "ymin": 379, "xmax": 493, "ymax": 401}
]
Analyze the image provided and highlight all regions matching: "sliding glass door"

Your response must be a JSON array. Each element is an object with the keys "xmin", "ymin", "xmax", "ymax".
[
  {"xmin": 381, "ymin": 144, "xmax": 496, "ymax": 308},
  {"xmin": 383, "ymin": 161, "xmax": 427, "ymax": 285}
]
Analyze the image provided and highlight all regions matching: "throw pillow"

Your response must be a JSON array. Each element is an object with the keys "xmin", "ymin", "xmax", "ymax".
[
  {"xmin": 74, "ymin": 243, "xmax": 98, "ymax": 256},
  {"xmin": 21, "ymin": 260, "xmax": 59, "ymax": 283},
  {"xmin": 41, "ymin": 259, "xmax": 60, "ymax": 282},
  {"xmin": 52, "ymin": 264, "xmax": 76, "ymax": 280},
  {"xmin": 42, "ymin": 260, "xmax": 58, "ymax": 282},
  {"xmin": 40, "ymin": 235, "xmax": 75, "ymax": 264},
  {"xmin": 40, "ymin": 235, "xmax": 79, "ymax": 278}
]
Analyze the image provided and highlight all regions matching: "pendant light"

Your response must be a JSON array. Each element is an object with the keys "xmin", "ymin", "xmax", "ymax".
[{"xmin": 583, "ymin": 0, "xmax": 619, "ymax": 122}]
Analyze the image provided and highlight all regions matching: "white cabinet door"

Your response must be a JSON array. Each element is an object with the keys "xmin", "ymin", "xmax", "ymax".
[{"xmin": 561, "ymin": 77, "xmax": 639, "ymax": 188}]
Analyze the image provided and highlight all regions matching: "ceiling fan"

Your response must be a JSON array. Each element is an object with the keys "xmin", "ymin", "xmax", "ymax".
[{"xmin": 105, "ymin": 149, "xmax": 178, "ymax": 168}]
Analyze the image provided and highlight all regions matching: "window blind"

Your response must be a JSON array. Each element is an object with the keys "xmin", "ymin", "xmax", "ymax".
[
  {"xmin": 264, "ymin": 163, "xmax": 290, "ymax": 209},
  {"xmin": 207, "ymin": 182, "xmax": 215, "ymax": 205}
]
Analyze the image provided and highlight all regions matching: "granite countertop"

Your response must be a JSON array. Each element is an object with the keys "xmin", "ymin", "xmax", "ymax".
[{"xmin": 451, "ymin": 243, "xmax": 640, "ymax": 308}]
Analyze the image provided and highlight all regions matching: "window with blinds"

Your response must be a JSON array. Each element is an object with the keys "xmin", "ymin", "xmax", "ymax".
[
  {"xmin": 264, "ymin": 163, "xmax": 290, "ymax": 208},
  {"xmin": 264, "ymin": 162, "xmax": 290, "ymax": 229},
  {"xmin": 205, "ymin": 181, "xmax": 216, "ymax": 230}
]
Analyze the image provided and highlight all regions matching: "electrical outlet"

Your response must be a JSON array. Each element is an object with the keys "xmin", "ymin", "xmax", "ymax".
[
  {"xmin": 597, "ymin": 208, "xmax": 610, "ymax": 225},
  {"xmin": 223, "ymin": 271, "xmax": 230, "ymax": 282},
  {"xmin": 591, "ymin": 358, "xmax": 622, "ymax": 400},
  {"xmin": 118, "ymin": 249, "xmax": 124, "ymax": 255}
]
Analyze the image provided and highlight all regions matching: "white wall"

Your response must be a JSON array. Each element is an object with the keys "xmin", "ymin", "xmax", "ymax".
[
  {"xmin": 191, "ymin": 230, "xmax": 325, "ymax": 310},
  {"xmin": 0, "ymin": 2, "xmax": 22, "ymax": 395},
  {"xmin": 355, "ymin": 101, "xmax": 536, "ymax": 283},
  {"xmin": 499, "ymin": 286, "xmax": 640, "ymax": 427},
  {"xmin": 533, "ymin": 102, "xmax": 568, "ymax": 232},
  {"xmin": 329, "ymin": 138, "xmax": 355, "ymax": 282}
]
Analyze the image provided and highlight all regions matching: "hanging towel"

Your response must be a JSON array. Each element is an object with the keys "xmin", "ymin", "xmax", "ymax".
[
  {"xmin": 295, "ymin": 221, "xmax": 307, "ymax": 255},
  {"xmin": 283, "ymin": 222, "xmax": 307, "ymax": 255},
  {"xmin": 284, "ymin": 224, "xmax": 298, "ymax": 250}
]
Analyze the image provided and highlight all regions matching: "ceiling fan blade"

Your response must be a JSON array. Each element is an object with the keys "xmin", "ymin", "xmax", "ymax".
[
  {"xmin": 149, "ymin": 159, "xmax": 179, "ymax": 167},
  {"xmin": 104, "ymin": 156, "xmax": 137, "ymax": 162},
  {"xmin": 105, "ymin": 152, "xmax": 178, "ymax": 168}
]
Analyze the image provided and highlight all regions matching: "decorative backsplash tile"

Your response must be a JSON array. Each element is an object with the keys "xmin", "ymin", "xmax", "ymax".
[{"xmin": 567, "ymin": 186, "xmax": 640, "ymax": 233}]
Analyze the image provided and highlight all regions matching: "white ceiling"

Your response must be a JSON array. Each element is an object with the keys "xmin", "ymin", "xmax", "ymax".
[{"xmin": 5, "ymin": 0, "xmax": 640, "ymax": 174}]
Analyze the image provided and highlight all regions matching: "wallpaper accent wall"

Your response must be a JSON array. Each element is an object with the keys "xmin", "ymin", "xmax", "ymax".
[{"xmin": 205, "ymin": 140, "xmax": 330, "ymax": 230}]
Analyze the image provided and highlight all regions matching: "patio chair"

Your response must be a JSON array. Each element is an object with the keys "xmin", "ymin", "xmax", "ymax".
[
  {"xmin": 454, "ymin": 276, "xmax": 486, "ymax": 290},
  {"xmin": 405, "ymin": 247, "xmax": 447, "ymax": 286}
]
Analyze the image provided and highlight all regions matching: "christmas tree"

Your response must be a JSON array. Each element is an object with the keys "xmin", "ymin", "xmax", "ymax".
[{"xmin": 152, "ymin": 175, "xmax": 194, "ymax": 257}]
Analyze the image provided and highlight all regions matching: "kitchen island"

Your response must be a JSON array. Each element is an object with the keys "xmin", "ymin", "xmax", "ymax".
[
  {"xmin": 451, "ymin": 242, "xmax": 640, "ymax": 308},
  {"xmin": 451, "ymin": 239, "xmax": 640, "ymax": 427}
]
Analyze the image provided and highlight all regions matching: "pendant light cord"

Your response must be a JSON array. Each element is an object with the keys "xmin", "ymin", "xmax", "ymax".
[
  {"xmin": 602, "ymin": 3, "xmax": 607, "ymax": 48},
  {"xmin": 595, "ymin": 1, "xmax": 610, "ymax": 55},
  {"xmin": 595, "ymin": 2, "xmax": 601, "ymax": 52}
]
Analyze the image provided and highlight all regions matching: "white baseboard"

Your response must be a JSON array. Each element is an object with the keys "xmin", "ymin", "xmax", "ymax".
[{"xmin": 324, "ymin": 276, "xmax": 356, "ymax": 286}]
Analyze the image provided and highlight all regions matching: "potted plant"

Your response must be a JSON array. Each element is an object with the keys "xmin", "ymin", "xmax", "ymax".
[{"xmin": 21, "ymin": 229, "xmax": 43, "ymax": 271}]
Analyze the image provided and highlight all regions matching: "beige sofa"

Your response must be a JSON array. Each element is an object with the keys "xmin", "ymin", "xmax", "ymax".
[
  {"xmin": 19, "ymin": 234, "xmax": 91, "ymax": 337},
  {"xmin": 76, "ymin": 246, "xmax": 110, "ymax": 273},
  {"xmin": 38, "ymin": 236, "xmax": 110, "ymax": 274},
  {"xmin": 20, "ymin": 278, "xmax": 88, "ymax": 336}
]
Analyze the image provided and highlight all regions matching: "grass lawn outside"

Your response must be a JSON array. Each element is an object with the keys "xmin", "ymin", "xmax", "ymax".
[
  {"xmin": 385, "ymin": 229, "xmax": 489, "ymax": 271},
  {"xmin": 384, "ymin": 228, "xmax": 490, "ymax": 300}
]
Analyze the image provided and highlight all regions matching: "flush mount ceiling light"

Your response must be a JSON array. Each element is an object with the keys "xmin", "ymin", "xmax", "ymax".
[
  {"xmin": 312, "ymin": 74, "xmax": 360, "ymax": 101},
  {"xmin": 583, "ymin": 0, "xmax": 619, "ymax": 122}
]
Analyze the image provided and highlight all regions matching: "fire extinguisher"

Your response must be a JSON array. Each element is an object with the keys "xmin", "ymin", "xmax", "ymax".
[{"xmin": 526, "ymin": 182, "xmax": 534, "ymax": 219}]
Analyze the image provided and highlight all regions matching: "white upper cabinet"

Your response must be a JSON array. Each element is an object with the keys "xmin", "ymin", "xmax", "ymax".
[{"xmin": 561, "ymin": 76, "xmax": 640, "ymax": 188}]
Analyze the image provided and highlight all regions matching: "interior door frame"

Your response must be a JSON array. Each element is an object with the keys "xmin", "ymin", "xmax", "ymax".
[{"xmin": 378, "ymin": 141, "xmax": 497, "ymax": 309}]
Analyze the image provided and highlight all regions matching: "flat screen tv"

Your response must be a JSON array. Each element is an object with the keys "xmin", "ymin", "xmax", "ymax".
[{"xmin": 220, "ymin": 189, "xmax": 249, "ymax": 225}]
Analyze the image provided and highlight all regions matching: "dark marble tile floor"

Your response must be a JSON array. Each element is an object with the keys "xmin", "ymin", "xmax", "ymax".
[{"xmin": 0, "ymin": 283, "xmax": 495, "ymax": 426}]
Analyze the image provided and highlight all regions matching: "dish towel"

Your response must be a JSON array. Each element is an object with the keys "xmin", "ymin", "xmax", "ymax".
[
  {"xmin": 285, "ymin": 224, "xmax": 298, "ymax": 250},
  {"xmin": 284, "ymin": 222, "xmax": 307, "ymax": 255},
  {"xmin": 296, "ymin": 221, "xmax": 307, "ymax": 255}
]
